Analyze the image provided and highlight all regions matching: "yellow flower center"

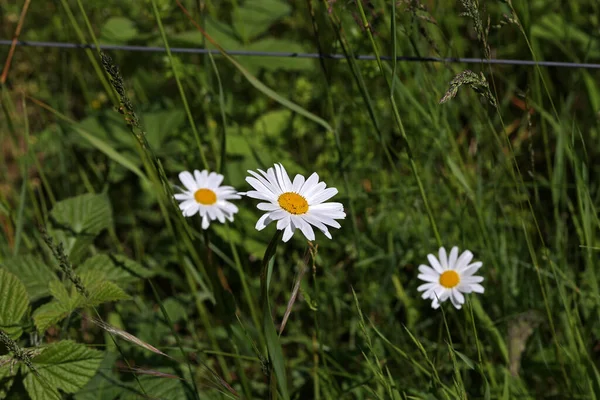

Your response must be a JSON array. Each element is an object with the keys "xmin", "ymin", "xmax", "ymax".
[
  {"xmin": 194, "ymin": 188, "xmax": 217, "ymax": 205},
  {"xmin": 278, "ymin": 192, "xmax": 309, "ymax": 215},
  {"xmin": 439, "ymin": 270, "xmax": 460, "ymax": 288}
]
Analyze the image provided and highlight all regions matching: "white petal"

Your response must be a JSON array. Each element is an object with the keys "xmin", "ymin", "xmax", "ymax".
[
  {"xmin": 307, "ymin": 187, "xmax": 339, "ymax": 205},
  {"xmin": 450, "ymin": 294, "xmax": 462, "ymax": 309},
  {"xmin": 257, "ymin": 202, "xmax": 281, "ymax": 211},
  {"xmin": 418, "ymin": 265, "xmax": 439, "ymax": 277},
  {"xmin": 302, "ymin": 182, "xmax": 326, "ymax": 200},
  {"xmin": 452, "ymin": 289, "xmax": 465, "ymax": 305},
  {"xmin": 264, "ymin": 167, "xmax": 284, "ymax": 194},
  {"xmin": 461, "ymin": 275, "xmax": 484, "ymax": 284},
  {"xmin": 417, "ymin": 282, "xmax": 436, "ymax": 292},
  {"xmin": 295, "ymin": 217, "xmax": 315, "ymax": 241},
  {"xmin": 179, "ymin": 199, "xmax": 196, "ymax": 211},
  {"xmin": 269, "ymin": 210, "xmax": 289, "ymax": 221},
  {"xmin": 438, "ymin": 247, "xmax": 448, "ymax": 270},
  {"xmin": 248, "ymin": 170, "xmax": 281, "ymax": 196},
  {"xmin": 454, "ymin": 250, "xmax": 474, "ymax": 272},
  {"xmin": 302, "ymin": 214, "xmax": 331, "ymax": 238},
  {"xmin": 448, "ymin": 246, "xmax": 459, "ymax": 269},
  {"xmin": 174, "ymin": 193, "xmax": 192, "ymax": 201},
  {"xmin": 422, "ymin": 287, "xmax": 438, "ymax": 299},
  {"xmin": 417, "ymin": 273, "xmax": 439, "ymax": 283},
  {"xmin": 308, "ymin": 212, "xmax": 342, "ymax": 229},
  {"xmin": 183, "ymin": 203, "xmax": 199, "ymax": 217},
  {"xmin": 277, "ymin": 215, "xmax": 291, "ymax": 230},
  {"xmin": 193, "ymin": 170, "xmax": 205, "ymax": 186},
  {"xmin": 282, "ymin": 223, "xmax": 294, "ymax": 242},
  {"xmin": 208, "ymin": 172, "xmax": 224, "ymax": 188},
  {"xmin": 179, "ymin": 171, "xmax": 197, "ymax": 191},
  {"xmin": 470, "ymin": 283, "xmax": 485, "ymax": 293},
  {"xmin": 276, "ymin": 163, "xmax": 293, "ymax": 192},
  {"xmin": 461, "ymin": 262, "xmax": 483, "ymax": 276},
  {"xmin": 245, "ymin": 190, "xmax": 277, "ymax": 202},
  {"xmin": 206, "ymin": 206, "xmax": 217, "ymax": 220},
  {"xmin": 218, "ymin": 202, "xmax": 239, "ymax": 215},
  {"xmin": 214, "ymin": 208, "xmax": 225, "ymax": 223},
  {"xmin": 427, "ymin": 254, "xmax": 444, "ymax": 274},
  {"xmin": 438, "ymin": 289, "xmax": 451, "ymax": 302},
  {"xmin": 299, "ymin": 172, "xmax": 319, "ymax": 195},
  {"xmin": 201, "ymin": 214, "xmax": 210, "ymax": 229},
  {"xmin": 310, "ymin": 202, "xmax": 344, "ymax": 212},
  {"xmin": 255, "ymin": 213, "xmax": 272, "ymax": 230},
  {"xmin": 246, "ymin": 177, "xmax": 278, "ymax": 200},
  {"xmin": 431, "ymin": 297, "xmax": 440, "ymax": 309},
  {"xmin": 292, "ymin": 174, "xmax": 305, "ymax": 192}
]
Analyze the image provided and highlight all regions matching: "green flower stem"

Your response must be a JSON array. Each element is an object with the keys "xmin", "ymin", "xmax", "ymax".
[{"xmin": 259, "ymin": 230, "xmax": 289, "ymax": 400}]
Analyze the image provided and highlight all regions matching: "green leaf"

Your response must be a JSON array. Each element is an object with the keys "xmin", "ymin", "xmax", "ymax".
[
  {"xmin": 0, "ymin": 269, "xmax": 29, "ymax": 339},
  {"xmin": 120, "ymin": 374, "xmax": 186, "ymax": 400},
  {"xmin": 32, "ymin": 301, "xmax": 70, "ymax": 334},
  {"xmin": 101, "ymin": 17, "xmax": 139, "ymax": 43},
  {"xmin": 0, "ymin": 256, "xmax": 57, "ymax": 301},
  {"xmin": 23, "ymin": 373, "xmax": 60, "ymax": 400},
  {"xmin": 23, "ymin": 341, "xmax": 103, "ymax": 397},
  {"xmin": 141, "ymin": 109, "xmax": 185, "ymax": 149},
  {"xmin": 77, "ymin": 254, "xmax": 154, "ymax": 284},
  {"xmin": 73, "ymin": 352, "xmax": 123, "ymax": 400},
  {"xmin": 232, "ymin": 0, "xmax": 291, "ymax": 42},
  {"xmin": 33, "ymin": 271, "xmax": 130, "ymax": 332},
  {"xmin": 0, "ymin": 356, "xmax": 17, "ymax": 400},
  {"xmin": 453, "ymin": 349, "xmax": 475, "ymax": 370},
  {"xmin": 49, "ymin": 193, "xmax": 113, "ymax": 264}
]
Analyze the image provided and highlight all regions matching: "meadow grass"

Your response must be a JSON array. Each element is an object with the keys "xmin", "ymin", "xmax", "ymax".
[{"xmin": 0, "ymin": 0, "xmax": 599, "ymax": 399}]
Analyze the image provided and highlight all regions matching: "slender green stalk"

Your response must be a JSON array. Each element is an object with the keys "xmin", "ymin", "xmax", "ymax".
[
  {"xmin": 57, "ymin": 0, "xmax": 118, "ymax": 105},
  {"xmin": 353, "ymin": 0, "xmax": 441, "ymax": 246},
  {"xmin": 226, "ymin": 223, "xmax": 264, "ymax": 346},
  {"xmin": 150, "ymin": 0, "xmax": 209, "ymax": 170}
]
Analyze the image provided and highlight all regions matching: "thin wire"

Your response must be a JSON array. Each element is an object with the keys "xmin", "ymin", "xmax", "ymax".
[{"xmin": 2, "ymin": 39, "xmax": 600, "ymax": 69}]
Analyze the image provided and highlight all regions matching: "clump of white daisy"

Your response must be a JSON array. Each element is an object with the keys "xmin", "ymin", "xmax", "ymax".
[
  {"xmin": 174, "ymin": 170, "xmax": 241, "ymax": 229},
  {"xmin": 242, "ymin": 163, "xmax": 345, "ymax": 242},
  {"xmin": 417, "ymin": 246, "xmax": 484, "ymax": 309}
]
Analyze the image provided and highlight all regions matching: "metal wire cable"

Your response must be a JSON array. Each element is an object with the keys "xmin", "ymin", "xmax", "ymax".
[{"xmin": 2, "ymin": 39, "xmax": 600, "ymax": 69}]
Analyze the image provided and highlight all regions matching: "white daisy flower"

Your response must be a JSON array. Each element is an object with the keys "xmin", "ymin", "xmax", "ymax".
[
  {"xmin": 417, "ymin": 246, "xmax": 484, "ymax": 310},
  {"xmin": 174, "ymin": 170, "xmax": 241, "ymax": 229},
  {"xmin": 243, "ymin": 163, "xmax": 345, "ymax": 242}
]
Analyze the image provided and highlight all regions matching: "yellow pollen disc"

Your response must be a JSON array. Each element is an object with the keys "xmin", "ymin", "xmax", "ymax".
[
  {"xmin": 194, "ymin": 188, "xmax": 217, "ymax": 205},
  {"xmin": 439, "ymin": 270, "xmax": 460, "ymax": 289},
  {"xmin": 278, "ymin": 192, "xmax": 309, "ymax": 215}
]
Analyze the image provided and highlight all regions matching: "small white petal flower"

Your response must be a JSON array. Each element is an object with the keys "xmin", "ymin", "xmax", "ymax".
[
  {"xmin": 242, "ymin": 163, "xmax": 345, "ymax": 242},
  {"xmin": 174, "ymin": 170, "xmax": 241, "ymax": 229},
  {"xmin": 416, "ymin": 246, "xmax": 484, "ymax": 310}
]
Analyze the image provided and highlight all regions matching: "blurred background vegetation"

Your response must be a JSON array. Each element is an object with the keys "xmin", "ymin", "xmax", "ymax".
[{"xmin": 1, "ymin": 0, "xmax": 600, "ymax": 399}]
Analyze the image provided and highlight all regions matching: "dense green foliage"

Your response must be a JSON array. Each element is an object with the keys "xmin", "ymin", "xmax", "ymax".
[{"xmin": 1, "ymin": 0, "xmax": 600, "ymax": 399}]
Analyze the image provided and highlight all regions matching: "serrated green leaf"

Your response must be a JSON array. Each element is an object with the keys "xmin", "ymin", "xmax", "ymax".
[
  {"xmin": 33, "ymin": 271, "xmax": 130, "ymax": 332},
  {"xmin": 32, "ymin": 301, "xmax": 70, "ymax": 334},
  {"xmin": 49, "ymin": 193, "xmax": 113, "ymax": 264},
  {"xmin": 233, "ymin": 0, "xmax": 291, "ymax": 42},
  {"xmin": 77, "ymin": 254, "xmax": 153, "ymax": 284},
  {"xmin": 120, "ymin": 374, "xmax": 186, "ymax": 400},
  {"xmin": 25, "ymin": 341, "xmax": 103, "ymax": 396},
  {"xmin": 0, "ymin": 355, "xmax": 17, "ymax": 400},
  {"xmin": 0, "ymin": 256, "xmax": 57, "ymax": 301},
  {"xmin": 0, "ymin": 269, "xmax": 29, "ymax": 339},
  {"xmin": 23, "ymin": 373, "xmax": 60, "ymax": 400},
  {"xmin": 74, "ymin": 353, "xmax": 122, "ymax": 400}
]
